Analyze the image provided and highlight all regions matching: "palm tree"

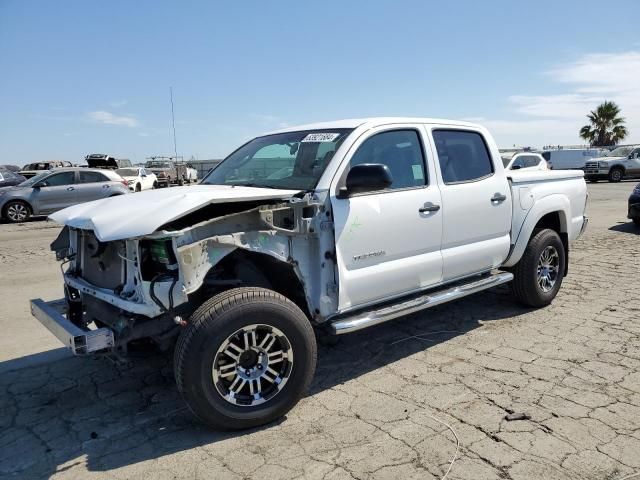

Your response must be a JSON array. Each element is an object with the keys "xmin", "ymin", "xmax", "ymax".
[{"xmin": 579, "ymin": 101, "xmax": 628, "ymax": 147}]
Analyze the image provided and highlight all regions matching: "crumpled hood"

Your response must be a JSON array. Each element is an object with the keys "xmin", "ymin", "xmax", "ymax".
[{"xmin": 49, "ymin": 184, "xmax": 301, "ymax": 242}]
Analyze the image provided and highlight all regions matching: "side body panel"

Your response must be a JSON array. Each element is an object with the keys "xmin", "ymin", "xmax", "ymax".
[
  {"xmin": 329, "ymin": 124, "xmax": 444, "ymax": 311},
  {"xmin": 425, "ymin": 125, "xmax": 512, "ymax": 281}
]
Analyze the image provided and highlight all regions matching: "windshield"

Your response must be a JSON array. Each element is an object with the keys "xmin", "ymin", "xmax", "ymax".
[
  {"xmin": 116, "ymin": 168, "xmax": 139, "ymax": 176},
  {"xmin": 604, "ymin": 146, "xmax": 634, "ymax": 157},
  {"xmin": 202, "ymin": 129, "xmax": 353, "ymax": 190},
  {"xmin": 18, "ymin": 171, "xmax": 51, "ymax": 187},
  {"xmin": 146, "ymin": 161, "xmax": 171, "ymax": 168}
]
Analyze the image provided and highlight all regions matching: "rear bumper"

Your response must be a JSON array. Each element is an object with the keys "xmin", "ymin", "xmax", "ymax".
[{"xmin": 30, "ymin": 298, "xmax": 114, "ymax": 355}]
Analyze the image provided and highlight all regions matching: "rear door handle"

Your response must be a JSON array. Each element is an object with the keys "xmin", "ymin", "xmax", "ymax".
[
  {"xmin": 66, "ymin": 187, "xmax": 75, "ymax": 191},
  {"xmin": 419, "ymin": 202, "xmax": 441, "ymax": 213},
  {"xmin": 491, "ymin": 193, "xmax": 507, "ymax": 203}
]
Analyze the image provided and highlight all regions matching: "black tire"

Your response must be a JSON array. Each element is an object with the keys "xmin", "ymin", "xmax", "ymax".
[
  {"xmin": 512, "ymin": 229, "xmax": 566, "ymax": 307},
  {"xmin": 135, "ymin": 183, "xmax": 141, "ymax": 192},
  {"xmin": 174, "ymin": 287, "xmax": 317, "ymax": 430},
  {"xmin": 152, "ymin": 181, "xmax": 158, "ymax": 189},
  {"xmin": 633, "ymin": 218, "xmax": 640, "ymax": 227},
  {"xmin": 178, "ymin": 177, "xmax": 185, "ymax": 186},
  {"xmin": 3, "ymin": 200, "xmax": 31, "ymax": 223},
  {"xmin": 608, "ymin": 168, "xmax": 624, "ymax": 183},
  {"xmin": 587, "ymin": 178, "xmax": 598, "ymax": 183}
]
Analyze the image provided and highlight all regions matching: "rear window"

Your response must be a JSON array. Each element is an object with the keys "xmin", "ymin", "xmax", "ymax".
[{"xmin": 433, "ymin": 130, "xmax": 494, "ymax": 184}]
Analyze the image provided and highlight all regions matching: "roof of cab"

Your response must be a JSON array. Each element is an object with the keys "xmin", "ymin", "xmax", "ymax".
[{"xmin": 266, "ymin": 117, "xmax": 481, "ymax": 135}]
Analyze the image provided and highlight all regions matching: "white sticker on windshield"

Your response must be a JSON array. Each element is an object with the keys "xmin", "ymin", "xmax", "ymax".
[{"xmin": 301, "ymin": 133, "xmax": 340, "ymax": 143}]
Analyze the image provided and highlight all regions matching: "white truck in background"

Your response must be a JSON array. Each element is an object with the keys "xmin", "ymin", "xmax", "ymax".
[{"xmin": 31, "ymin": 117, "xmax": 588, "ymax": 430}]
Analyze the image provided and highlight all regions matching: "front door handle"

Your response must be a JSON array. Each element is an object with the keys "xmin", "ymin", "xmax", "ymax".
[
  {"xmin": 491, "ymin": 193, "xmax": 507, "ymax": 203},
  {"xmin": 419, "ymin": 202, "xmax": 441, "ymax": 213},
  {"xmin": 66, "ymin": 187, "xmax": 75, "ymax": 191}
]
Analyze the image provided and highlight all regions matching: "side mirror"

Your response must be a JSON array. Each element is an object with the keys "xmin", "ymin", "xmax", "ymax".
[
  {"xmin": 141, "ymin": 174, "xmax": 147, "ymax": 177},
  {"xmin": 33, "ymin": 182, "xmax": 44, "ymax": 189},
  {"xmin": 338, "ymin": 164, "xmax": 393, "ymax": 198},
  {"xmin": 511, "ymin": 165, "xmax": 522, "ymax": 170}
]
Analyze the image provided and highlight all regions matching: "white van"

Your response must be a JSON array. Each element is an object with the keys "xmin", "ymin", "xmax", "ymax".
[{"xmin": 540, "ymin": 148, "xmax": 603, "ymax": 170}]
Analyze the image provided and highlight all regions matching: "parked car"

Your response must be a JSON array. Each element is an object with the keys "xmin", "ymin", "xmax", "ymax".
[
  {"xmin": 540, "ymin": 148, "xmax": 603, "ymax": 170},
  {"xmin": 33, "ymin": 117, "xmax": 587, "ymax": 430},
  {"xmin": 584, "ymin": 145, "xmax": 640, "ymax": 183},
  {"xmin": 18, "ymin": 160, "xmax": 73, "ymax": 179},
  {"xmin": 85, "ymin": 154, "xmax": 133, "ymax": 170},
  {"xmin": 502, "ymin": 152, "xmax": 549, "ymax": 171},
  {"xmin": 0, "ymin": 169, "xmax": 26, "ymax": 188},
  {"xmin": 0, "ymin": 164, "xmax": 21, "ymax": 173},
  {"xmin": 629, "ymin": 183, "xmax": 640, "ymax": 227},
  {"xmin": 0, "ymin": 168, "xmax": 129, "ymax": 223},
  {"xmin": 116, "ymin": 167, "xmax": 158, "ymax": 191}
]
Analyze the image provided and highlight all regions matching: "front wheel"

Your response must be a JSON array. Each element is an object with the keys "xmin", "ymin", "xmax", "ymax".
[
  {"xmin": 608, "ymin": 168, "xmax": 623, "ymax": 183},
  {"xmin": 174, "ymin": 287, "xmax": 317, "ymax": 430},
  {"xmin": 3, "ymin": 201, "xmax": 31, "ymax": 223},
  {"xmin": 633, "ymin": 218, "xmax": 640, "ymax": 227},
  {"xmin": 512, "ymin": 229, "xmax": 566, "ymax": 307}
]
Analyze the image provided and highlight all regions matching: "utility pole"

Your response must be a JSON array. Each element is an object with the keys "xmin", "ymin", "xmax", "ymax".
[{"xmin": 170, "ymin": 86, "xmax": 178, "ymax": 161}]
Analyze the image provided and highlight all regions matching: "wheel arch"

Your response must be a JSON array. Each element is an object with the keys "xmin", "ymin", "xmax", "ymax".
[
  {"xmin": 503, "ymin": 195, "xmax": 570, "ymax": 271},
  {"xmin": 190, "ymin": 247, "xmax": 313, "ymax": 321},
  {"xmin": 610, "ymin": 163, "xmax": 626, "ymax": 174}
]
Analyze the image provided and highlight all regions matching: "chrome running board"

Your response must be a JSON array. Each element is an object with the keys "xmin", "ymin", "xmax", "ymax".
[{"xmin": 330, "ymin": 271, "xmax": 513, "ymax": 335}]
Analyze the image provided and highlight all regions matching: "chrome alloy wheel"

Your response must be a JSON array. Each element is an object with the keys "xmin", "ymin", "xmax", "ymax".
[
  {"xmin": 6, "ymin": 203, "xmax": 28, "ymax": 222},
  {"xmin": 212, "ymin": 324, "xmax": 293, "ymax": 406},
  {"xmin": 537, "ymin": 245, "xmax": 559, "ymax": 293}
]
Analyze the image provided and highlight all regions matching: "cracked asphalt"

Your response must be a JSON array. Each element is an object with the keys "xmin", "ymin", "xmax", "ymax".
[{"xmin": 1, "ymin": 182, "xmax": 639, "ymax": 480}]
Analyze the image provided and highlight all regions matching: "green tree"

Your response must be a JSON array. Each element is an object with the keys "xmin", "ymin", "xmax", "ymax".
[{"xmin": 579, "ymin": 101, "xmax": 628, "ymax": 147}]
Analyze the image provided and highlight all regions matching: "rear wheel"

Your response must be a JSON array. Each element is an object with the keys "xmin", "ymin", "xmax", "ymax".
[
  {"xmin": 633, "ymin": 218, "xmax": 640, "ymax": 227},
  {"xmin": 135, "ymin": 183, "xmax": 141, "ymax": 192},
  {"xmin": 174, "ymin": 287, "xmax": 317, "ymax": 430},
  {"xmin": 512, "ymin": 229, "xmax": 565, "ymax": 307},
  {"xmin": 3, "ymin": 201, "xmax": 31, "ymax": 223},
  {"xmin": 608, "ymin": 168, "xmax": 623, "ymax": 183}
]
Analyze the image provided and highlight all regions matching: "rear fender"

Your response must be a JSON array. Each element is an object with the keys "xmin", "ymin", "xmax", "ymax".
[{"xmin": 503, "ymin": 194, "xmax": 569, "ymax": 268}]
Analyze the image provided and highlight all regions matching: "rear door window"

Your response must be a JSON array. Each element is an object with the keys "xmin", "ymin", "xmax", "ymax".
[
  {"xmin": 79, "ymin": 171, "xmax": 108, "ymax": 183},
  {"xmin": 433, "ymin": 130, "xmax": 494, "ymax": 184}
]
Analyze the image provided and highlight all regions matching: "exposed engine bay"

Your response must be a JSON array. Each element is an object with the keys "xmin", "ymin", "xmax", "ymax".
[{"xmin": 50, "ymin": 193, "xmax": 337, "ymax": 354}]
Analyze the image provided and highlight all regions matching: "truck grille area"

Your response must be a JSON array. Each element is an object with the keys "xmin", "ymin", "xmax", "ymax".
[{"xmin": 78, "ymin": 231, "xmax": 125, "ymax": 290}]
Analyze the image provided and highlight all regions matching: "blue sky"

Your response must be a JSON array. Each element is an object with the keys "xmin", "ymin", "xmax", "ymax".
[{"xmin": 1, "ymin": 0, "xmax": 639, "ymax": 166}]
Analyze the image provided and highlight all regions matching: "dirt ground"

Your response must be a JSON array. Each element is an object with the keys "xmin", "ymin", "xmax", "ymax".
[{"xmin": 1, "ymin": 181, "xmax": 639, "ymax": 479}]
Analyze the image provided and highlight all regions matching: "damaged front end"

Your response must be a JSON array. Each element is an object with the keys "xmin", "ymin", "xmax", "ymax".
[{"xmin": 33, "ymin": 192, "xmax": 338, "ymax": 356}]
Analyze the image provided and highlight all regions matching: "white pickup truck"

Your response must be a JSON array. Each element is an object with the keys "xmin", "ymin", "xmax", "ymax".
[{"xmin": 32, "ymin": 117, "xmax": 588, "ymax": 429}]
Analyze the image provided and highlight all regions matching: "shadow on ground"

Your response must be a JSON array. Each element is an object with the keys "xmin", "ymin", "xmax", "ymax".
[
  {"xmin": 609, "ymin": 221, "xmax": 640, "ymax": 235},
  {"xmin": 0, "ymin": 285, "xmax": 531, "ymax": 478}
]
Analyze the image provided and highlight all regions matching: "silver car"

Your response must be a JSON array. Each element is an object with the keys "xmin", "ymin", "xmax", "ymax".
[{"xmin": 0, "ymin": 168, "xmax": 130, "ymax": 223}]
